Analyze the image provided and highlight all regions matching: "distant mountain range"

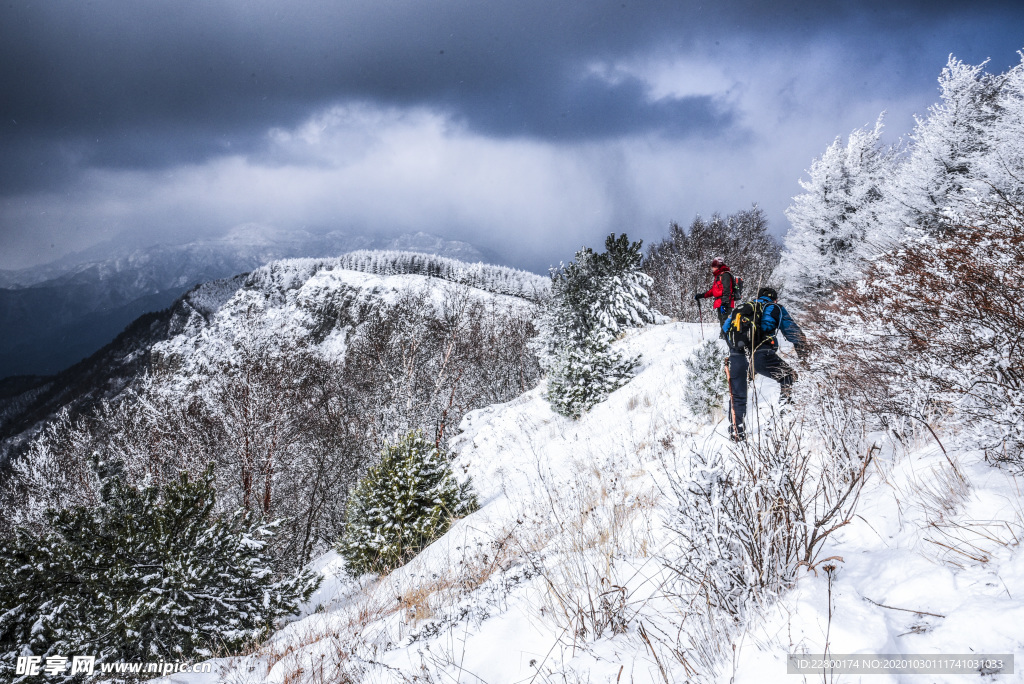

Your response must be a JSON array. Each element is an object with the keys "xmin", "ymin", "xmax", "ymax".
[
  {"xmin": 0, "ymin": 249, "xmax": 546, "ymax": 472},
  {"xmin": 0, "ymin": 226, "xmax": 490, "ymax": 379}
]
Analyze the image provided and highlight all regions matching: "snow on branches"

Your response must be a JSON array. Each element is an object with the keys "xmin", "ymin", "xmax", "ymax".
[
  {"xmin": 534, "ymin": 233, "xmax": 655, "ymax": 419},
  {"xmin": 0, "ymin": 460, "xmax": 318, "ymax": 682},
  {"xmin": 781, "ymin": 117, "xmax": 892, "ymax": 312},
  {"xmin": 337, "ymin": 432, "xmax": 477, "ymax": 576},
  {"xmin": 816, "ymin": 198, "xmax": 1024, "ymax": 464},
  {"xmin": 781, "ymin": 52, "xmax": 1024, "ymax": 310}
]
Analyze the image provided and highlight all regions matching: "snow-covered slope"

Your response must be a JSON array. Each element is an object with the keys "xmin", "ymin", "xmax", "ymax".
[
  {"xmin": 1, "ymin": 252, "xmax": 545, "ymax": 470},
  {"xmin": 152, "ymin": 254, "xmax": 546, "ymax": 377},
  {"xmin": 164, "ymin": 322, "xmax": 1024, "ymax": 683},
  {"xmin": 0, "ymin": 228, "xmax": 491, "ymax": 379}
]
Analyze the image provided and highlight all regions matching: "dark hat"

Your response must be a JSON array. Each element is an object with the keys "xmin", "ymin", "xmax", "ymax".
[
  {"xmin": 757, "ymin": 287, "xmax": 778, "ymax": 301},
  {"xmin": 710, "ymin": 257, "xmax": 726, "ymax": 269}
]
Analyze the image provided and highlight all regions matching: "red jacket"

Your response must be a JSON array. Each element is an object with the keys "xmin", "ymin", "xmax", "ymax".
[{"xmin": 703, "ymin": 266, "xmax": 735, "ymax": 310}]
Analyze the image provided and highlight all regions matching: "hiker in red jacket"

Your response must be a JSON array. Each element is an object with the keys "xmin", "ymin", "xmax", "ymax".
[{"xmin": 694, "ymin": 257, "xmax": 737, "ymax": 329}]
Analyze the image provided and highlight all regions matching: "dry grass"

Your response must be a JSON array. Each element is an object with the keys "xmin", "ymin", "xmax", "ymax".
[
  {"xmin": 627, "ymin": 392, "xmax": 654, "ymax": 411},
  {"xmin": 909, "ymin": 457, "xmax": 1024, "ymax": 568},
  {"xmin": 514, "ymin": 453, "xmax": 662, "ymax": 648}
]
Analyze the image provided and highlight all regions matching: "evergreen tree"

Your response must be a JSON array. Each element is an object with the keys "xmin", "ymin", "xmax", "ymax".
[
  {"xmin": 683, "ymin": 339, "xmax": 728, "ymax": 421},
  {"xmin": 600, "ymin": 233, "xmax": 656, "ymax": 333},
  {"xmin": 780, "ymin": 117, "xmax": 891, "ymax": 311},
  {"xmin": 338, "ymin": 432, "xmax": 478, "ymax": 576},
  {"xmin": 893, "ymin": 56, "xmax": 997, "ymax": 233},
  {"xmin": 546, "ymin": 328, "xmax": 640, "ymax": 420},
  {"xmin": 0, "ymin": 460, "xmax": 319, "ymax": 682},
  {"xmin": 536, "ymin": 233, "xmax": 654, "ymax": 419}
]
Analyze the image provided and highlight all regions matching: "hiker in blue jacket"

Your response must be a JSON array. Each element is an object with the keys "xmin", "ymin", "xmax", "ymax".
[{"xmin": 722, "ymin": 287, "xmax": 810, "ymax": 442}]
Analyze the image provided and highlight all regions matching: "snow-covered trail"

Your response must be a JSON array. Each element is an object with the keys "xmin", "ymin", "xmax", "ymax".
[{"xmin": 162, "ymin": 322, "xmax": 1024, "ymax": 684}]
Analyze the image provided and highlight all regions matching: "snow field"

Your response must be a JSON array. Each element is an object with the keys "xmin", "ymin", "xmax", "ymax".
[{"xmin": 161, "ymin": 322, "xmax": 1024, "ymax": 683}]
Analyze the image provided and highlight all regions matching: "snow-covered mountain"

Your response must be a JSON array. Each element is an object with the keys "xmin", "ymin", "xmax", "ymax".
[
  {"xmin": 0, "ymin": 251, "xmax": 546, "ymax": 474},
  {"xmin": 5, "ymin": 51, "xmax": 1021, "ymax": 683},
  {"xmin": 4, "ymin": 243, "xmax": 1021, "ymax": 683},
  {"xmin": 165, "ymin": 322, "xmax": 1024, "ymax": 684},
  {"xmin": 0, "ymin": 227, "xmax": 491, "ymax": 379}
]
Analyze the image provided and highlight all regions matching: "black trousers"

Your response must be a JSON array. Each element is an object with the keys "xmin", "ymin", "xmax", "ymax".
[{"xmin": 726, "ymin": 347, "xmax": 797, "ymax": 437}]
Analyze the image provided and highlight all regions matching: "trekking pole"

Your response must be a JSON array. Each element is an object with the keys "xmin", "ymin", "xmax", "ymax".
[
  {"xmin": 695, "ymin": 297, "xmax": 705, "ymax": 340},
  {"xmin": 724, "ymin": 357, "xmax": 739, "ymax": 439}
]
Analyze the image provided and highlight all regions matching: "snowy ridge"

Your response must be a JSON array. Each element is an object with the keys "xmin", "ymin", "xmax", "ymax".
[
  {"xmin": 153, "ymin": 263, "xmax": 537, "ymax": 380},
  {"xmin": 168, "ymin": 323, "xmax": 1024, "ymax": 684},
  {"xmin": 0, "ymin": 230, "xmax": 493, "ymax": 378},
  {"xmin": 245, "ymin": 251, "xmax": 549, "ymax": 303}
]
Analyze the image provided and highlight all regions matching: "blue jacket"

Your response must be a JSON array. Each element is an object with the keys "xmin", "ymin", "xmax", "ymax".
[{"xmin": 722, "ymin": 296, "xmax": 808, "ymax": 353}]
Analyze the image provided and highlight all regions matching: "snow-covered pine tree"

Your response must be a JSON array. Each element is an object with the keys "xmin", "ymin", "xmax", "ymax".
[
  {"xmin": 537, "ymin": 233, "xmax": 654, "ymax": 419},
  {"xmin": 779, "ymin": 116, "xmax": 891, "ymax": 311},
  {"xmin": 683, "ymin": 339, "xmax": 728, "ymax": 421},
  {"xmin": 0, "ymin": 460, "xmax": 318, "ymax": 682},
  {"xmin": 338, "ymin": 432, "xmax": 478, "ymax": 576},
  {"xmin": 546, "ymin": 328, "xmax": 641, "ymax": 420},
  {"xmin": 600, "ymin": 233, "xmax": 656, "ymax": 333},
  {"xmin": 892, "ymin": 56, "xmax": 997, "ymax": 234}
]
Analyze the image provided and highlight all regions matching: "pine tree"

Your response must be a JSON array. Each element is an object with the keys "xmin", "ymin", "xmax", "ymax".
[
  {"xmin": 683, "ymin": 339, "xmax": 728, "ymax": 421},
  {"xmin": 780, "ymin": 117, "xmax": 891, "ymax": 311},
  {"xmin": 337, "ymin": 432, "xmax": 478, "ymax": 576},
  {"xmin": 600, "ymin": 233, "xmax": 656, "ymax": 333},
  {"xmin": 893, "ymin": 56, "xmax": 996, "ymax": 233},
  {"xmin": 537, "ymin": 233, "xmax": 654, "ymax": 419},
  {"xmin": 547, "ymin": 328, "xmax": 640, "ymax": 420},
  {"xmin": 0, "ymin": 460, "xmax": 319, "ymax": 682}
]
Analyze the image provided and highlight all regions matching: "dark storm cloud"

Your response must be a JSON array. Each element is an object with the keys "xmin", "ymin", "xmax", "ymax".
[
  {"xmin": 2, "ymin": 0, "xmax": 1018, "ymax": 190},
  {"xmin": 450, "ymin": 75, "xmax": 733, "ymax": 140},
  {"xmin": 2, "ymin": 0, "xmax": 1023, "ymax": 273}
]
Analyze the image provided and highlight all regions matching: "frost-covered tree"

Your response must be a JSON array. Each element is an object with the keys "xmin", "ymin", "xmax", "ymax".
[
  {"xmin": 0, "ymin": 460, "xmax": 318, "ymax": 681},
  {"xmin": 780, "ymin": 52, "xmax": 1024, "ymax": 312},
  {"xmin": 338, "ymin": 432, "xmax": 477, "ymax": 576},
  {"xmin": 893, "ymin": 56, "xmax": 999, "ymax": 233},
  {"xmin": 780, "ymin": 117, "xmax": 891, "ymax": 311},
  {"xmin": 683, "ymin": 339, "xmax": 728, "ymax": 421},
  {"xmin": 977, "ymin": 54, "xmax": 1024, "ymax": 205},
  {"xmin": 535, "ymin": 233, "xmax": 654, "ymax": 418}
]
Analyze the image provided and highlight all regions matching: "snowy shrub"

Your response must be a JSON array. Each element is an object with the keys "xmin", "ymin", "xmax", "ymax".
[
  {"xmin": 816, "ymin": 198, "xmax": 1024, "ymax": 465},
  {"xmin": 644, "ymin": 207, "xmax": 781, "ymax": 321},
  {"xmin": 536, "ymin": 233, "xmax": 654, "ymax": 419},
  {"xmin": 667, "ymin": 419, "xmax": 875, "ymax": 624},
  {"xmin": 682, "ymin": 339, "xmax": 727, "ymax": 421},
  {"xmin": 338, "ymin": 432, "xmax": 478, "ymax": 576},
  {"xmin": 525, "ymin": 453, "xmax": 656, "ymax": 645},
  {"xmin": 0, "ymin": 460, "xmax": 319, "ymax": 681}
]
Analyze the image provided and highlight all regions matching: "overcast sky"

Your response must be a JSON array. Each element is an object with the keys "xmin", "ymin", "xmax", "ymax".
[{"xmin": 1, "ymin": 1, "xmax": 1022, "ymax": 273}]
